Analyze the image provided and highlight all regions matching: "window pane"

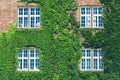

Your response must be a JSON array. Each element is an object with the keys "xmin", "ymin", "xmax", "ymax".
[
  {"xmin": 30, "ymin": 17, "xmax": 34, "ymax": 28},
  {"xmin": 99, "ymin": 59, "xmax": 103, "ymax": 69},
  {"xmin": 31, "ymin": 8, "xmax": 34, "ymax": 15},
  {"xmin": 99, "ymin": 49, "xmax": 102, "ymax": 57},
  {"xmin": 24, "ymin": 8, "xmax": 28, "ymax": 15},
  {"xmin": 81, "ymin": 8, "xmax": 85, "ymax": 14},
  {"xmin": 36, "ymin": 50, "xmax": 39, "ymax": 57},
  {"xmin": 30, "ymin": 59, "xmax": 34, "ymax": 69},
  {"xmin": 82, "ymin": 50, "xmax": 85, "ymax": 57},
  {"xmin": 24, "ymin": 17, "xmax": 28, "ymax": 28},
  {"xmin": 93, "ymin": 7, "xmax": 97, "ymax": 14},
  {"xmin": 23, "ymin": 59, "xmax": 28, "ymax": 68},
  {"xmin": 30, "ymin": 50, "xmax": 34, "ymax": 57},
  {"xmin": 87, "ymin": 59, "xmax": 91, "ymax": 69},
  {"xmin": 94, "ymin": 50, "xmax": 98, "ymax": 57},
  {"xmin": 98, "ymin": 7, "xmax": 102, "ymax": 14},
  {"xmin": 19, "ymin": 8, "xmax": 23, "ymax": 15},
  {"xmin": 94, "ymin": 59, "xmax": 98, "ymax": 69},
  {"xmin": 86, "ymin": 50, "xmax": 91, "ymax": 57},
  {"xmin": 98, "ymin": 16, "xmax": 103, "ymax": 27},
  {"xmin": 18, "ymin": 50, "xmax": 22, "ymax": 57},
  {"xmin": 82, "ymin": 59, "xmax": 85, "ymax": 70},
  {"xmin": 36, "ymin": 59, "xmax": 40, "ymax": 69},
  {"xmin": 36, "ymin": 17, "xmax": 40, "ymax": 23},
  {"xmin": 18, "ymin": 17, "xmax": 23, "ymax": 27},
  {"xmin": 18, "ymin": 59, "xmax": 22, "ymax": 69},
  {"xmin": 86, "ymin": 16, "xmax": 91, "ymax": 27},
  {"xmin": 81, "ymin": 16, "xmax": 85, "ymax": 27},
  {"xmin": 36, "ymin": 17, "xmax": 40, "ymax": 27},
  {"xmin": 24, "ymin": 50, "xmax": 28, "ymax": 57},
  {"xmin": 36, "ymin": 8, "xmax": 40, "ymax": 15},
  {"xmin": 86, "ymin": 8, "xmax": 90, "ymax": 14}
]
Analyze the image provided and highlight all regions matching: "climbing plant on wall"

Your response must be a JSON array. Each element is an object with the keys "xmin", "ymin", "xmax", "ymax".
[
  {"xmin": 0, "ymin": 0, "xmax": 81, "ymax": 80},
  {"xmin": 0, "ymin": 0, "xmax": 120, "ymax": 80}
]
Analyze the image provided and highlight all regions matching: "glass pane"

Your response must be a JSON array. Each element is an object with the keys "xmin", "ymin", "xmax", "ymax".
[
  {"xmin": 19, "ymin": 59, "xmax": 22, "ymax": 69},
  {"xmin": 81, "ymin": 8, "xmax": 85, "ymax": 14},
  {"xmin": 36, "ymin": 8, "xmax": 40, "ymax": 15},
  {"xmin": 24, "ymin": 17, "xmax": 28, "ymax": 28},
  {"xmin": 87, "ymin": 59, "xmax": 91, "ymax": 69},
  {"xmin": 94, "ymin": 59, "xmax": 98, "ymax": 69},
  {"xmin": 30, "ymin": 59, "xmax": 34, "ymax": 69},
  {"xmin": 36, "ymin": 50, "xmax": 39, "ymax": 57},
  {"xmin": 36, "ymin": 17, "xmax": 40, "ymax": 23},
  {"xmin": 18, "ymin": 50, "xmax": 22, "ymax": 57},
  {"xmin": 82, "ymin": 59, "xmax": 85, "ymax": 70},
  {"xmin": 24, "ymin": 8, "xmax": 28, "ymax": 15},
  {"xmin": 24, "ymin": 50, "xmax": 28, "ymax": 57},
  {"xmin": 99, "ymin": 49, "xmax": 102, "ymax": 57},
  {"xmin": 98, "ymin": 7, "xmax": 102, "ymax": 14},
  {"xmin": 30, "ymin": 17, "xmax": 34, "ymax": 28},
  {"xmin": 86, "ymin": 7, "xmax": 90, "ymax": 14},
  {"xmin": 82, "ymin": 50, "xmax": 85, "ymax": 57},
  {"xmin": 36, "ymin": 17, "xmax": 40, "ymax": 27},
  {"xmin": 19, "ymin": 8, "xmax": 23, "ymax": 15},
  {"xmin": 30, "ymin": 50, "xmax": 34, "ymax": 57},
  {"xmin": 23, "ymin": 59, "xmax": 28, "ymax": 68},
  {"xmin": 86, "ymin": 16, "xmax": 91, "ymax": 27},
  {"xmin": 36, "ymin": 59, "xmax": 40, "ymax": 69},
  {"xmin": 94, "ymin": 50, "xmax": 98, "ymax": 57},
  {"xmin": 93, "ymin": 7, "xmax": 97, "ymax": 14},
  {"xmin": 18, "ymin": 17, "xmax": 23, "ymax": 27},
  {"xmin": 81, "ymin": 16, "xmax": 85, "ymax": 27},
  {"xmin": 86, "ymin": 50, "xmax": 91, "ymax": 57},
  {"xmin": 31, "ymin": 8, "xmax": 34, "ymax": 15},
  {"xmin": 99, "ymin": 59, "xmax": 103, "ymax": 69},
  {"xmin": 98, "ymin": 16, "xmax": 102, "ymax": 27}
]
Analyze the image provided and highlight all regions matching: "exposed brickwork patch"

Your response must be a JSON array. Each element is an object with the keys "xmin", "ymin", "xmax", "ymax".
[{"xmin": 0, "ymin": 0, "xmax": 17, "ymax": 32}]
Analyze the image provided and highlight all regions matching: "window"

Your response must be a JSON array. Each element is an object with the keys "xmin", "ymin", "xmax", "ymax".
[
  {"xmin": 80, "ymin": 6, "xmax": 103, "ymax": 28},
  {"xmin": 18, "ymin": 50, "xmax": 40, "ymax": 71},
  {"xmin": 18, "ymin": 7, "xmax": 40, "ymax": 28},
  {"xmin": 80, "ymin": 49, "xmax": 103, "ymax": 71}
]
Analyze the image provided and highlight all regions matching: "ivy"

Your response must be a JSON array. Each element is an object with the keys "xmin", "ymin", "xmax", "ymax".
[
  {"xmin": 0, "ymin": 0, "xmax": 120, "ymax": 80},
  {"xmin": 0, "ymin": 0, "xmax": 81, "ymax": 80}
]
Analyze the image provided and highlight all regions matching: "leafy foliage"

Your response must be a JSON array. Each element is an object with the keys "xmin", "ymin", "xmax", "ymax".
[
  {"xmin": 0, "ymin": 0, "xmax": 81, "ymax": 80},
  {"xmin": 0, "ymin": 0, "xmax": 120, "ymax": 80}
]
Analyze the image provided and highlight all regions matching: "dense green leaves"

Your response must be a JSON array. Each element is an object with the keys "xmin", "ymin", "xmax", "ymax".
[
  {"xmin": 0, "ymin": 0, "xmax": 120, "ymax": 80},
  {"xmin": 0, "ymin": 0, "xmax": 81, "ymax": 80}
]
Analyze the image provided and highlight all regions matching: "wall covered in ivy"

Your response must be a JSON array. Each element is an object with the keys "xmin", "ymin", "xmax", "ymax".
[
  {"xmin": 0, "ymin": 0, "xmax": 120, "ymax": 80},
  {"xmin": 0, "ymin": 0, "xmax": 81, "ymax": 80}
]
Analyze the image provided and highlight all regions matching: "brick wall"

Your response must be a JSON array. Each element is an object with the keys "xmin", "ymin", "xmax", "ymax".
[{"xmin": 0, "ymin": 0, "xmax": 17, "ymax": 32}]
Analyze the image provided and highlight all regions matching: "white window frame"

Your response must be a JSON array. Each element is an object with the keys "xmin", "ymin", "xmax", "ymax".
[
  {"xmin": 80, "ymin": 48, "xmax": 103, "ymax": 71},
  {"xmin": 80, "ymin": 7, "xmax": 91, "ymax": 28},
  {"xmin": 18, "ymin": 7, "xmax": 40, "ymax": 28},
  {"xmin": 80, "ymin": 6, "xmax": 103, "ymax": 28},
  {"xmin": 30, "ymin": 7, "xmax": 40, "ymax": 28},
  {"xmin": 17, "ymin": 49, "xmax": 40, "ymax": 71}
]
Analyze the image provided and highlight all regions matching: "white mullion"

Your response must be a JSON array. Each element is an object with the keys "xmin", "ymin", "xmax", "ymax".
[
  {"xmin": 97, "ymin": 50, "xmax": 100, "ymax": 70},
  {"xmin": 34, "ymin": 8, "xmax": 36, "ymax": 28},
  {"xmin": 29, "ymin": 7, "xmax": 31, "ymax": 28},
  {"xmin": 85, "ymin": 50, "xmax": 87, "ymax": 70},
  {"xmin": 85, "ymin": 7, "xmax": 91, "ymax": 28},
  {"xmin": 34, "ymin": 50, "xmax": 36, "ymax": 70},
  {"xmin": 22, "ymin": 50, "xmax": 24, "ymax": 71},
  {"xmin": 91, "ymin": 49, "xmax": 93, "ymax": 71},
  {"xmin": 22, "ymin": 8, "xmax": 24, "ymax": 28},
  {"xmin": 28, "ymin": 50, "xmax": 30, "ymax": 71},
  {"xmin": 97, "ymin": 7, "xmax": 99, "ymax": 28}
]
